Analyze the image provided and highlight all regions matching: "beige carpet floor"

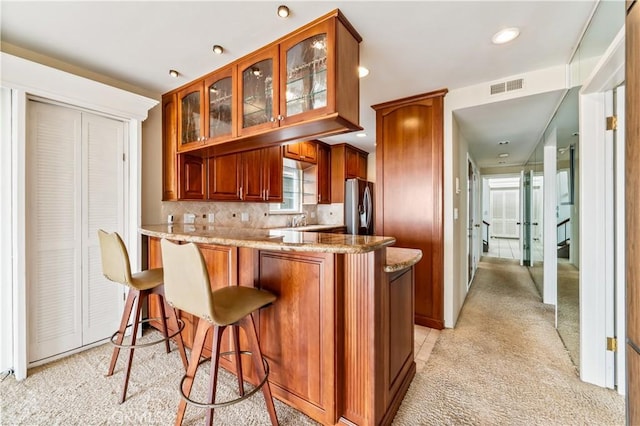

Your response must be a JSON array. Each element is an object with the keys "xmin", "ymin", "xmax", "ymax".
[{"xmin": 1, "ymin": 257, "xmax": 624, "ymax": 425}]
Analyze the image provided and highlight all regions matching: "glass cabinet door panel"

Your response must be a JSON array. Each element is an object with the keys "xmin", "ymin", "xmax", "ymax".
[
  {"xmin": 286, "ymin": 34, "xmax": 327, "ymax": 117},
  {"xmin": 208, "ymin": 76, "xmax": 233, "ymax": 138},
  {"xmin": 242, "ymin": 58, "xmax": 274, "ymax": 128},
  {"xmin": 181, "ymin": 91, "xmax": 201, "ymax": 145}
]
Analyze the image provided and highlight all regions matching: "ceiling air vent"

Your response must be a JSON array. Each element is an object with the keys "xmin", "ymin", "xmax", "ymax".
[
  {"xmin": 490, "ymin": 82, "xmax": 506, "ymax": 95},
  {"xmin": 490, "ymin": 78, "xmax": 524, "ymax": 95}
]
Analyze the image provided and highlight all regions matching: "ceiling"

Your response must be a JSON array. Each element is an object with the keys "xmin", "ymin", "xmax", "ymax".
[{"xmin": 1, "ymin": 1, "xmax": 601, "ymax": 168}]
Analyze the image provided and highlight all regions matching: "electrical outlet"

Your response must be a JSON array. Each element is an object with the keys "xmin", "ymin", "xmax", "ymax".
[
  {"xmin": 241, "ymin": 212, "xmax": 249, "ymax": 222},
  {"xmin": 207, "ymin": 213, "xmax": 215, "ymax": 223}
]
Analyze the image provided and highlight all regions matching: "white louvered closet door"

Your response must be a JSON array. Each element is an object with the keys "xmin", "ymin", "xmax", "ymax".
[
  {"xmin": 82, "ymin": 113, "xmax": 126, "ymax": 344},
  {"xmin": 27, "ymin": 101, "xmax": 125, "ymax": 363}
]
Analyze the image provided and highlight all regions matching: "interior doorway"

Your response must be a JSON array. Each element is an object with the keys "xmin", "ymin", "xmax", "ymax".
[{"xmin": 482, "ymin": 176, "xmax": 521, "ymax": 260}]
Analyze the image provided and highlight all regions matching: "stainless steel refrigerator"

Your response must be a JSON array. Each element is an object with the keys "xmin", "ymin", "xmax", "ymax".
[{"xmin": 345, "ymin": 178, "xmax": 374, "ymax": 235}]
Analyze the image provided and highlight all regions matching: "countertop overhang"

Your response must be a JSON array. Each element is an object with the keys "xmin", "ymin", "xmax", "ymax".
[{"xmin": 140, "ymin": 224, "xmax": 395, "ymax": 254}]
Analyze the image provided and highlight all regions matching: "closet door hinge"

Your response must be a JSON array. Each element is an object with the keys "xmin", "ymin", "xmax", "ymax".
[
  {"xmin": 606, "ymin": 115, "xmax": 617, "ymax": 131},
  {"xmin": 606, "ymin": 336, "xmax": 617, "ymax": 352}
]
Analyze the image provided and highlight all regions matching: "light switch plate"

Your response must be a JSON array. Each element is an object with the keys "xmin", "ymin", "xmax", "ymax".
[
  {"xmin": 207, "ymin": 213, "xmax": 215, "ymax": 223},
  {"xmin": 241, "ymin": 212, "xmax": 249, "ymax": 222}
]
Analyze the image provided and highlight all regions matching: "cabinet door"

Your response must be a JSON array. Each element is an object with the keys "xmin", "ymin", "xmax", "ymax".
[
  {"xmin": 177, "ymin": 81, "xmax": 205, "ymax": 151},
  {"xmin": 178, "ymin": 154, "xmax": 205, "ymax": 200},
  {"xmin": 357, "ymin": 152, "xmax": 368, "ymax": 180},
  {"xmin": 241, "ymin": 149, "xmax": 265, "ymax": 202},
  {"xmin": 238, "ymin": 47, "xmax": 279, "ymax": 136},
  {"xmin": 345, "ymin": 147, "xmax": 359, "ymax": 178},
  {"xmin": 207, "ymin": 153, "xmax": 241, "ymax": 201},
  {"xmin": 162, "ymin": 93, "xmax": 178, "ymax": 200},
  {"xmin": 300, "ymin": 141, "xmax": 318, "ymax": 163},
  {"xmin": 263, "ymin": 146, "xmax": 283, "ymax": 202},
  {"xmin": 280, "ymin": 19, "xmax": 334, "ymax": 126},
  {"xmin": 317, "ymin": 143, "xmax": 331, "ymax": 204},
  {"xmin": 283, "ymin": 142, "xmax": 302, "ymax": 160},
  {"xmin": 204, "ymin": 67, "xmax": 235, "ymax": 143}
]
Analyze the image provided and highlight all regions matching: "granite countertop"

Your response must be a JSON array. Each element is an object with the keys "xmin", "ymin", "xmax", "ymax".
[
  {"xmin": 140, "ymin": 224, "xmax": 395, "ymax": 254},
  {"xmin": 384, "ymin": 247, "xmax": 423, "ymax": 273}
]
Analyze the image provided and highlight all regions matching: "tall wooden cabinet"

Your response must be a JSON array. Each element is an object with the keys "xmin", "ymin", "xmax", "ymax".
[
  {"xmin": 626, "ymin": 0, "xmax": 639, "ymax": 422},
  {"xmin": 373, "ymin": 89, "xmax": 447, "ymax": 329}
]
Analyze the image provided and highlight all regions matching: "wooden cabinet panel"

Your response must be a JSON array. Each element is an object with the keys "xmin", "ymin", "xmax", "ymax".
[
  {"xmin": 262, "ymin": 145, "xmax": 283, "ymax": 202},
  {"xmin": 629, "ymin": 346, "xmax": 640, "ymax": 425},
  {"xmin": 317, "ymin": 142, "xmax": 331, "ymax": 204},
  {"xmin": 257, "ymin": 251, "xmax": 336, "ymax": 424},
  {"xmin": 178, "ymin": 154, "xmax": 205, "ymax": 200},
  {"xmin": 241, "ymin": 148, "xmax": 265, "ymax": 201},
  {"xmin": 373, "ymin": 90, "xmax": 447, "ymax": 329},
  {"xmin": 330, "ymin": 143, "xmax": 368, "ymax": 202},
  {"xmin": 162, "ymin": 94, "xmax": 178, "ymax": 201},
  {"xmin": 207, "ymin": 153, "xmax": 241, "ymax": 201},
  {"xmin": 284, "ymin": 141, "xmax": 317, "ymax": 163}
]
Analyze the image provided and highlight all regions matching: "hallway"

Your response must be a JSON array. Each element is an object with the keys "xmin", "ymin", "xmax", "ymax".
[
  {"xmin": 484, "ymin": 237, "xmax": 521, "ymax": 260},
  {"xmin": 394, "ymin": 257, "xmax": 624, "ymax": 424}
]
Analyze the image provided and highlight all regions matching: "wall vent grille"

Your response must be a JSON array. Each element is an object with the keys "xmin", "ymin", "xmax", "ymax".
[
  {"xmin": 490, "ymin": 83, "xmax": 506, "ymax": 95},
  {"xmin": 490, "ymin": 78, "xmax": 525, "ymax": 95}
]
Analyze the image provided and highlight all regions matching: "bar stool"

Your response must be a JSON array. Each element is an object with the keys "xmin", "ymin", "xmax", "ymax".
[
  {"xmin": 160, "ymin": 238, "xmax": 278, "ymax": 426},
  {"xmin": 97, "ymin": 229, "xmax": 188, "ymax": 403}
]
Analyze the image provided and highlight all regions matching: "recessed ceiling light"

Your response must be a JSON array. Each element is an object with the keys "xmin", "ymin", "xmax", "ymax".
[
  {"xmin": 277, "ymin": 5, "xmax": 290, "ymax": 18},
  {"xmin": 169, "ymin": 69, "xmax": 179, "ymax": 78},
  {"xmin": 498, "ymin": 153, "xmax": 509, "ymax": 158},
  {"xmin": 358, "ymin": 66, "xmax": 370, "ymax": 78},
  {"xmin": 356, "ymin": 133, "xmax": 367, "ymax": 138},
  {"xmin": 212, "ymin": 45, "xmax": 224, "ymax": 55},
  {"xmin": 492, "ymin": 27, "xmax": 520, "ymax": 45},
  {"xmin": 498, "ymin": 140, "xmax": 510, "ymax": 145}
]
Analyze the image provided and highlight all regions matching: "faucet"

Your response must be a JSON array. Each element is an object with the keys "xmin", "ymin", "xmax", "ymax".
[{"xmin": 291, "ymin": 214, "xmax": 307, "ymax": 227}]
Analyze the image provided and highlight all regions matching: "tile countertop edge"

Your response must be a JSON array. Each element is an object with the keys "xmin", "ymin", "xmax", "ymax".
[
  {"xmin": 140, "ymin": 224, "xmax": 395, "ymax": 254},
  {"xmin": 384, "ymin": 247, "xmax": 423, "ymax": 273}
]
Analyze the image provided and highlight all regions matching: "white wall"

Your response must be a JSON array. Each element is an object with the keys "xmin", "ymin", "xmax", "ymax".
[
  {"xmin": 141, "ymin": 104, "xmax": 163, "ymax": 226},
  {"xmin": 1, "ymin": 88, "xmax": 14, "ymax": 374}
]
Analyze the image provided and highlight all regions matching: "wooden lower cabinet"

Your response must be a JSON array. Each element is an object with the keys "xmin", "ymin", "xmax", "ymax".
[{"xmin": 146, "ymin": 237, "xmax": 415, "ymax": 425}]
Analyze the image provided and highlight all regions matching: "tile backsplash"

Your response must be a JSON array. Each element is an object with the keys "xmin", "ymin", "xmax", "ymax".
[{"xmin": 158, "ymin": 201, "xmax": 344, "ymax": 229}]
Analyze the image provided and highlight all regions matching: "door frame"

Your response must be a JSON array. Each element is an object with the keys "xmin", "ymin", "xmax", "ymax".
[
  {"xmin": 578, "ymin": 27, "xmax": 625, "ymax": 390},
  {"xmin": 0, "ymin": 52, "xmax": 156, "ymax": 379}
]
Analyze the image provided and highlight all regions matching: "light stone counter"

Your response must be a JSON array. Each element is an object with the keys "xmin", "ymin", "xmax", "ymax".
[
  {"xmin": 384, "ymin": 247, "xmax": 423, "ymax": 273},
  {"xmin": 140, "ymin": 224, "xmax": 395, "ymax": 254}
]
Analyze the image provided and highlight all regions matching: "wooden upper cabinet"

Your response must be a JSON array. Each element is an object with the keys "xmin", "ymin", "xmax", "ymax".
[
  {"xmin": 279, "ymin": 19, "xmax": 333, "ymax": 126},
  {"xmin": 284, "ymin": 140, "xmax": 318, "ymax": 163},
  {"xmin": 178, "ymin": 154, "xmax": 205, "ymax": 200},
  {"xmin": 330, "ymin": 143, "xmax": 368, "ymax": 202},
  {"xmin": 162, "ymin": 93, "xmax": 178, "ymax": 201},
  {"xmin": 238, "ymin": 47, "xmax": 280, "ymax": 137},
  {"xmin": 317, "ymin": 142, "xmax": 331, "ymax": 204},
  {"xmin": 177, "ymin": 81, "xmax": 206, "ymax": 152},
  {"xmin": 262, "ymin": 145, "xmax": 284, "ymax": 202},
  {"xmin": 207, "ymin": 153, "xmax": 241, "ymax": 201},
  {"xmin": 204, "ymin": 67, "xmax": 236, "ymax": 144},
  {"xmin": 207, "ymin": 146, "xmax": 283, "ymax": 202}
]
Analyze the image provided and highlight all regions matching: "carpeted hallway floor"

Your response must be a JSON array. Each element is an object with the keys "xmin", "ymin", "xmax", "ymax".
[{"xmin": 1, "ymin": 257, "xmax": 625, "ymax": 425}]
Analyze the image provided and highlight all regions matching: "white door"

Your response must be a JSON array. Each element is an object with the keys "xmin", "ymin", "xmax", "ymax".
[
  {"xmin": 490, "ymin": 188, "xmax": 519, "ymax": 238},
  {"xmin": 27, "ymin": 100, "xmax": 125, "ymax": 362}
]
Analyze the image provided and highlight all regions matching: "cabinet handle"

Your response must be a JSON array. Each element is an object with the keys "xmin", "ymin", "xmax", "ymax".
[
  {"xmin": 239, "ymin": 186, "xmax": 243, "ymax": 200},
  {"xmin": 277, "ymin": 115, "xmax": 284, "ymax": 121},
  {"xmin": 266, "ymin": 188, "xmax": 269, "ymax": 200},
  {"xmin": 318, "ymin": 194, "xmax": 321, "ymax": 202},
  {"xmin": 269, "ymin": 117, "xmax": 276, "ymax": 122}
]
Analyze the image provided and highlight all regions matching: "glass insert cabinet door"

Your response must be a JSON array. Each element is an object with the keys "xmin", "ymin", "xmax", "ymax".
[
  {"xmin": 285, "ymin": 33, "xmax": 328, "ymax": 116},
  {"xmin": 179, "ymin": 84, "xmax": 203, "ymax": 146},
  {"xmin": 241, "ymin": 56, "xmax": 275, "ymax": 130},
  {"xmin": 206, "ymin": 74, "xmax": 233, "ymax": 140}
]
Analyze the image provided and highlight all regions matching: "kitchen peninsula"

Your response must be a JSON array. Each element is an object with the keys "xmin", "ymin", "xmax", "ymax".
[{"xmin": 140, "ymin": 224, "xmax": 421, "ymax": 425}]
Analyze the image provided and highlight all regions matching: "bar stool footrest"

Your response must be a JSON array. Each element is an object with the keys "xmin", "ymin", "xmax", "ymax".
[
  {"xmin": 110, "ymin": 317, "xmax": 185, "ymax": 349},
  {"xmin": 179, "ymin": 351, "xmax": 270, "ymax": 409}
]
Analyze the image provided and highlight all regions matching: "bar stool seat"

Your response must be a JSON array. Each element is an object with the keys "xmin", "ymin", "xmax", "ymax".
[
  {"xmin": 160, "ymin": 238, "xmax": 278, "ymax": 426},
  {"xmin": 98, "ymin": 229, "xmax": 188, "ymax": 403}
]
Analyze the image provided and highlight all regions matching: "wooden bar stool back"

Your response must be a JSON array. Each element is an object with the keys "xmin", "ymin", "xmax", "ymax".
[
  {"xmin": 97, "ymin": 230, "xmax": 188, "ymax": 403},
  {"xmin": 160, "ymin": 238, "xmax": 278, "ymax": 426}
]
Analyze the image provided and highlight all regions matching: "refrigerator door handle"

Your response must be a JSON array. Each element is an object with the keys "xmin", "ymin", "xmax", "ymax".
[{"xmin": 363, "ymin": 185, "xmax": 372, "ymax": 230}]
